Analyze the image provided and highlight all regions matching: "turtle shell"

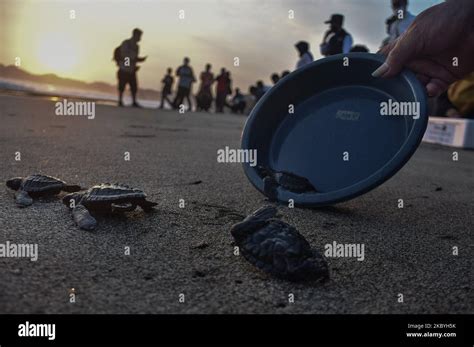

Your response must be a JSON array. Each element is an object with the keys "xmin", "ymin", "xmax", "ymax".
[
  {"xmin": 231, "ymin": 207, "xmax": 329, "ymax": 282},
  {"xmin": 21, "ymin": 174, "xmax": 66, "ymax": 193},
  {"xmin": 81, "ymin": 183, "xmax": 147, "ymax": 203}
]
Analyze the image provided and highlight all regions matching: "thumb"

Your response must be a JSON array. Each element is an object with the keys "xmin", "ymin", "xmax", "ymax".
[{"xmin": 372, "ymin": 31, "xmax": 418, "ymax": 78}]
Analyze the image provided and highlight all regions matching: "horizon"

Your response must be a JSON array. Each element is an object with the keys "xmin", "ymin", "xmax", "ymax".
[{"xmin": 1, "ymin": 0, "xmax": 442, "ymax": 92}]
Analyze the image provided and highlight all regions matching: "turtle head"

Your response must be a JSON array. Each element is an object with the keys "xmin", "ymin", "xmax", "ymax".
[
  {"xmin": 230, "ymin": 206, "xmax": 278, "ymax": 241},
  {"xmin": 63, "ymin": 192, "xmax": 83, "ymax": 208},
  {"xmin": 6, "ymin": 177, "xmax": 22, "ymax": 190}
]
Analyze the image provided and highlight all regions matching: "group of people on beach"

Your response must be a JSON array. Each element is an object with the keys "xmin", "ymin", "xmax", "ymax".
[
  {"xmin": 159, "ymin": 61, "xmax": 238, "ymax": 113},
  {"xmin": 114, "ymin": 0, "xmax": 474, "ymax": 118},
  {"xmin": 113, "ymin": 10, "xmax": 370, "ymax": 113}
]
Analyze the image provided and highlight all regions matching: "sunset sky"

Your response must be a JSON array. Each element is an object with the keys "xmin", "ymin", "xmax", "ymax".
[{"xmin": 1, "ymin": 0, "xmax": 442, "ymax": 91}]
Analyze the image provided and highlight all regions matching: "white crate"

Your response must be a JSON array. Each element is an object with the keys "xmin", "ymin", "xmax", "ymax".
[{"xmin": 422, "ymin": 117, "xmax": 474, "ymax": 149}]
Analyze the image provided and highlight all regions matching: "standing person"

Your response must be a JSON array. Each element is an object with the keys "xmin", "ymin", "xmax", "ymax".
[
  {"xmin": 224, "ymin": 71, "xmax": 233, "ymax": 110},
  {"xmin": 115, "ymin": 28, "xmax": 147, "ymax": 107},
  {"xmin": 295, "ymin": 41, "xmax": 313, "ymax": 69},
  {"xmin": 382, "ymin": 0, "xmax": 416, "ymax": 47},
  {"xmin": 215, "ymin": 68, "xmax": 229, "ymax": 113},
  {"xmin": 225, "ymin": 71, "xmax": 233, "ymax": 98},
  {"xmin": 320, "ymin": 14, "xmax": 353, "ymax": 56},
  {"xmin": 196, "ymin": 63, "xmax": 214, "ymax": 111},
  {"xmin": 160, "ymin": 68, "xmax": 174, "ymax": 109},
  {"xmin": 173, "ymin": 57, "xmax": 196, "ymax": 111}
]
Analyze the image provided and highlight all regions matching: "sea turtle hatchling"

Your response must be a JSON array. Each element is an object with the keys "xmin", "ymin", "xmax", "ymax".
[
  {"xmin": 230, "ymin": 205, "xmax": 329, "ymax": 282},
  {"xmin": 258, "ymin": 166, "xmax": 318, "ymax": 201},
  {"xmin": 6, "ymin": 174, "xmax": 82, "ymax": 207},
  {"xmin": 63, "ymin": 183, "xmax": 158, "ymax": 230}
]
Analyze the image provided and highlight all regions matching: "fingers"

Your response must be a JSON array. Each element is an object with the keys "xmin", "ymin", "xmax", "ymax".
[
  {"xmin": 373, "ymin": 53, "xmax": 455, "ymax": 97},
  {"xmin": 408, "ymin": 60, "xmax": 456, "ymax": 96},
  {"xmin": 426, "ymin": 78, "xmax": 450, "ymax": 97},
  {"xmin": 373, "ymin": 41, "xmax": 397, "ymax": 77},
  {"xmin": 406, "ymin": 60, "xmax": 457, "ymax": 86},
  {"xmin": 377, "ymin": 40, "xmax": 396, "ymax": 56},
  {"xmin": 416, "ymin": 73, "xmax": 430, "ymax": 85},
  {"xmin": 372, "ymin": 23, "xmax": 424, "ymax": 78},
  {"xmin": 372, "ymin": 30, "xmax": 420, "ymax": 78}
]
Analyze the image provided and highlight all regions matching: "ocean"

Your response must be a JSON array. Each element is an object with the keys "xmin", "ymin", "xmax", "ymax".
[{"xmin": 0, "ymin": 77, "xmax": 161, "ymax": 109}]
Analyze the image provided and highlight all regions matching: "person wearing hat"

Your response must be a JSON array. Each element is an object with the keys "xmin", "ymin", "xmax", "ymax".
[{"xmin": 320, "ymin": 14, "xmax": 353, "ymax": 56}]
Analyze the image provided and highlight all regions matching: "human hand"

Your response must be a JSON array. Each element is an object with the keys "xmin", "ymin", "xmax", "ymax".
[{"xmin": 372, "ymin": 0, "xmax": 474, "ymax": 97}]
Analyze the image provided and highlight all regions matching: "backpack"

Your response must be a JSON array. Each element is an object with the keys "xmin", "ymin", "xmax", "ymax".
[{"xmin": 113, "ymin": 45, "xmax": 121, "ymax": 65}]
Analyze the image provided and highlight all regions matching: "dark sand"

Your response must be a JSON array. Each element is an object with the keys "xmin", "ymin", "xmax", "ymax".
[{"xmin": 0, "ymin": 94, "xmax": 472, "ymax": 314}]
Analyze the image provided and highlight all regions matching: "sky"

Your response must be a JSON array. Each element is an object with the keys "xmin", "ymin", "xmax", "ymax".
[{"xmin": 0, "ymin": 0, "xmax": 442, "ymax": 91}]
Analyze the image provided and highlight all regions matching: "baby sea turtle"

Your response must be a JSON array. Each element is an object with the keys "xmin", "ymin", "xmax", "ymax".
[
  {"xmin": 258, "ymin": 166, "xmax": 318, "ymax": 201},
  {"xmin": 230, "ymin": 206, "xmax": 329, "ymax": 282},
  {"xmin": 6, "ymin": 174, "xmax": 81, "ymax": 207},
  {"xmin": 63, "ymin": 183, "xmax": 157, "ymax": 230}
]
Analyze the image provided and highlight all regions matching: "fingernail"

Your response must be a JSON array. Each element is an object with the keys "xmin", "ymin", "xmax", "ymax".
[{"xmin": 371, "ymin": 63, "xmax": 389, "ymax": 78}]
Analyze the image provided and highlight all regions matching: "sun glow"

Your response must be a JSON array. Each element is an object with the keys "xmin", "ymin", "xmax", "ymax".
[{"xmin": 35, "ymin": 32, "xmax": 82, "ymax": 74}]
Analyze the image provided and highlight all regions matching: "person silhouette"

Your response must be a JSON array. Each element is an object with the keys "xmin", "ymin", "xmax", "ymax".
[
  {"xmin": 116, "ymin": 28, "xmax": 147, "ymax": 107},
  {"xmin": 295, "ymin": 41, "xmax": 313, "ymax": 69},
  {"xmin": 196, "ymin": 63, "xmax": 214, "ymax": 111},
  {"xmin": 320, "ymin": 14, "xmax": 353, "ymax": 56},
  {"xmin": 271, "ymin": 73, "xmax": 280, "ymax": 85},
  {"xmin": 230, "ymin": 88, "xmax": 246, "ymax": 114},
  {"xmin": 382, "ymin": 0, "xmax": 416, "ymax": 47},
  {"xmin": 173, "ymin": 57, "xmax": 196, "ymax": 111},
  {"xmin": 215, "ymin": 68, "xmax": 230, "ymax": 113},
  {"xmin": 160, "ymin": 68, "xmax": 174, "ymax": 109}
]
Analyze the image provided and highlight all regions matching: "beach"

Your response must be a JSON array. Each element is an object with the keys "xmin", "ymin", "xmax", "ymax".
[{"xmin": 0, "ymin": 94, "xmax": 472, "ymax": 314}]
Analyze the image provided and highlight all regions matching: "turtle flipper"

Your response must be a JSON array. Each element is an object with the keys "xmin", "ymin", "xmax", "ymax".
[
  {"xmin": 138, "ymin": 200, "xmax": 157, "ymax": 212},
  {"xmin": 15, "ymin": 190, "xmax": 33, "ymax": 207},
  {"xmin": 72, "ymin": 205, "xmax": 97, "ymax": 230},
  {"xmin": 111, "ymin": 203, "xmax": 137, "ymax": 213},
  {"xmin": 263, "ymin": 176, "xmax": 278, "ymax": 201},
  {"xmin": 63, "ymin": 184, "xmax": 82, "ymax": 193}
]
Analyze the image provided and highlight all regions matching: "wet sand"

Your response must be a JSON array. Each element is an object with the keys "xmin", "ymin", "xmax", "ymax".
[{"xmin": 0, "ymin": 94, "xmax": 472, "ymax": 314}]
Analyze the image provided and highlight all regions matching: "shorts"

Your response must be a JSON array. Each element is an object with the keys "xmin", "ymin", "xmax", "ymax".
[{"xmin": 117, "ymin": 70, "xmax": 137, "ymax": 93}]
